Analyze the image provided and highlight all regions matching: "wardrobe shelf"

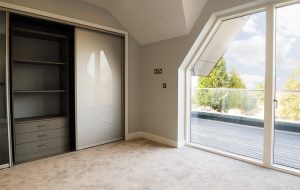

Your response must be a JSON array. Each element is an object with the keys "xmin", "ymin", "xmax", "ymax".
[
  {"xmin": 14, "ymin": 90, "xmax": 68, "ymax": 93},
  {"xmin": 14, "ymin": 59, "xmax": 67, "ymax": 66},
  {"xmin": 12, "ymin": 26, "xmax": 69, "ymax": 41},
  {"xmin": 15, "ymin": 115, "xmax": 68, "ymax": 124}
]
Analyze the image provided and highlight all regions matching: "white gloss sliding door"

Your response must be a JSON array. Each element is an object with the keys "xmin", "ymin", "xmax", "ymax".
[{"xmin": 75, "ymin": 28, "xmax": 124, "ymax": 150}]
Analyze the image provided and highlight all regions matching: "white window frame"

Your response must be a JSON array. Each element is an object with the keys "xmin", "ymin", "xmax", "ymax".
[{"xmin": 184, "ymin": 0, "xmax": 300, "ymax": 176}]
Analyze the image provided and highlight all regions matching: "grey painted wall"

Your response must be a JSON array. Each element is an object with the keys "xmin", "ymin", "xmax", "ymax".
[
  {"xmin": 3, "ymin": 0, "xmax": 283, "ymax": 143},
  {"xmin": 140, "ymin": 0, "xmax": 278, "ymax": 141},
  {"xmin": 1, "ymin": 0, "xmax": 142, "ymax": 134}
]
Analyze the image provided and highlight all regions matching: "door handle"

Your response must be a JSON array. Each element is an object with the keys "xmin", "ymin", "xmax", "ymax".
[{"xmin": 274, "ymin": 99, "xmax": 278, "ymax": 109}]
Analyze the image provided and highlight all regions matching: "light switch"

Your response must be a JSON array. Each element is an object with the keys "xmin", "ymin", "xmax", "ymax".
[
  {"xmin": 154, "ymin": 69, "xmax": 162, "ymax": 74},
  {"xmin": 163, "ymin": 83, "xmax": 167, "ymax": 88}
]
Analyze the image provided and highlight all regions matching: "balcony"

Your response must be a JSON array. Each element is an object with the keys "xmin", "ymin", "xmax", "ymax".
[{"xmin": 191, "ymin": 88, "xmax": 300, "ymax": 170}]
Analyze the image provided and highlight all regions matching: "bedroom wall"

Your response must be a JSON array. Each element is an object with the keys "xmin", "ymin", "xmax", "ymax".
[
  {"xmin": 1, "ymin": 0, "xmax": 143, "ymax": 134},
  {"xmin": 2, "ymin": 0, "xmax": 282, "ymax": 144},
  {"xmin": 140, "ymin": 0, "xmax": 279, "ymax": 142}
]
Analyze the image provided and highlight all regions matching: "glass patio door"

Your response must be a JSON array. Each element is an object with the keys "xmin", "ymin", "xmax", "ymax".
[
  {"xmin": 189, "ymin": 1, "xmax": 300, "ymax": 174},
  {"xmin": 190, "ymin": 11, "xmax": 266, "ymax": 161},
  {"xmin": 0, "ymin": 11, "xmax": 10, "ymax": 168},
  {"xmin": 274, "ymin": 4, "xmax": 300, "ymax": 170}
]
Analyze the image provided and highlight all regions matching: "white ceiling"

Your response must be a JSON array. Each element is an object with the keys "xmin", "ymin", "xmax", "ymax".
[{"xmin": 82, "ymin": 0, "xmax": 207, "ymax": 44}]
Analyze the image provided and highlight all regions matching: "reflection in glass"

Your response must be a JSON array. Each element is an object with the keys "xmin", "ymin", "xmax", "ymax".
[
  {"xmin": 191, "ymin": 11, "xmax": 266, "ymax": 160},
  {"xmin": 274, "ymin": 4, "xmax": 300, "ymax": 170},
  {"xmin": 76, "ymin": 28, "xmax": 123, "ymax": 149}
]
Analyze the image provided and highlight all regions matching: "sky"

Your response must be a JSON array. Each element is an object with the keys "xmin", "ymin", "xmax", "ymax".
[
  {"xmin": 275, "ymin": 3, "xmax": 300, "ymax": 91},
  {"xmin": 193, "ymin": 3, "xmax": 300, "ymax": 91},
  {"xmin": 223, "ymin": 11, "xmax": 266, "ymax": 90}
]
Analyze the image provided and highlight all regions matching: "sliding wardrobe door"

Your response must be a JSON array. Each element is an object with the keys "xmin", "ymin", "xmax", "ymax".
[
  {"xmin": 0, "ymin": 11, "xmax": 10, "ymax": 168},
  {"xmin": 75, "ymin": 28, "xmax": 124, "ymax": 150}
]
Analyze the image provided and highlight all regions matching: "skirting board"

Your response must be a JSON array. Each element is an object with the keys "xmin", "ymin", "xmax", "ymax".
[
  {"xmin": 126, "ymin": 132, "xmax": 185, "ymax": 148},
  {"xmin": 0, "ymin": 164, "xmax": 9, "ymax": 170},
  {"xmin": 77, "ymin": 137, "xmax": 124, "ymax": 150}
]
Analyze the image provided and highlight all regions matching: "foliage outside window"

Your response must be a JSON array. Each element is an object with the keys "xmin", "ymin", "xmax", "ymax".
[{"xmin": 192, "ymin": 58, "xmax": 263, "ymax": 116}]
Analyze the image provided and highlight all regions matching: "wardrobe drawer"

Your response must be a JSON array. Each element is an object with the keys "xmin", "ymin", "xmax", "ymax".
[
  {"xmin": 15, "ymin": 137, "xmax": 69, "ymax": 156},
  {"xmin": 15, "ymin": 118, "xmax": 67, "ymax": 134},
  {"xmin": 15, "ymin": 127, "xmax": 69, "ymax": 145},
  {"xmin": 15, "ymin": 144, "xmax": 69, "ymax": 163}
]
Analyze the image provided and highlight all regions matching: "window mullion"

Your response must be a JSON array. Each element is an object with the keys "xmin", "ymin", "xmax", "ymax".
[{"xmin": 263, "ymin": 4, "xmax": 275, "ymax": 167}]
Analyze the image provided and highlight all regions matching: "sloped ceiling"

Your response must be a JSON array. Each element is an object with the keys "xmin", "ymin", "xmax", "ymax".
[{"xmin": 82, "ymin": 0, "xmax": 207, "ymax": 44}]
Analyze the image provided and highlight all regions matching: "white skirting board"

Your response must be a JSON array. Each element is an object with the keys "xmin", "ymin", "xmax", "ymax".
[
  {"xmin": 126, "ymin": 132, "xmax": 185, "ymax": 148},
  {"xmin": 76, "ymin": 137, "xmax": 124, "ymax": 151}
]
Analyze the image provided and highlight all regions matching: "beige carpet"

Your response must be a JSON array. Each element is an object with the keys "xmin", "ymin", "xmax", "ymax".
[{"xmin": 0, "ymin": 139, "xmax": 299, "ymax": 190}]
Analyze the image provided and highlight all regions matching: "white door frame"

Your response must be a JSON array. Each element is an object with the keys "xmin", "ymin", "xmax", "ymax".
[{"xmin": 182, "ymin": 0, "xmax": 300, "ymax": 176}]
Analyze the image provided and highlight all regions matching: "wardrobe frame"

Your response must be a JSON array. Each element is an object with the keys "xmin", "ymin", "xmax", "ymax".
[{"xmin": 0, "ymin": 2, "xmax": 129, "ymax": 168}]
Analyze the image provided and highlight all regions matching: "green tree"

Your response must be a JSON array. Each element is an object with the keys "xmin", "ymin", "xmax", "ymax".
[
  {"xmin": 198, "ymin": 58, "xmax": 230, "ymax": 88},
  {"xmin": 278, "ymin": 67, "xmax": 300, "ymax": 121},
  {"xmin": 228, "ymin": 67, "xmax": 246, "ymax": 88},
  {"xmin": 193, "ymin": 58, "xmax": 247, "ymax": 112},
  {"xmin": 254, "ymin": 82, "xmax": 265, "ymax": 106}
]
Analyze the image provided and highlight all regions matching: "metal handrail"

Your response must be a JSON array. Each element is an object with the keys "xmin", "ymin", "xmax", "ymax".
[{"xmin": 193, "ymin": 88, "xmax": 300, "ymax": 93}]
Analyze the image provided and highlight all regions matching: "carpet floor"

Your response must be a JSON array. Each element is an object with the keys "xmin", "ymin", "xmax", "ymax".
[{"xmin": 0, "ymin": 139, "xmax": 299, "ymax": 190}]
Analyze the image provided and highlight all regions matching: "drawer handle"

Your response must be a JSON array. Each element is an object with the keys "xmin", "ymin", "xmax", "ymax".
[
  {"xmin": 38, "ymin": 134, "xmax": 47, "ymax": 138},
  {"xmin": 38, "ymin": 144, "xmax": 47, "ymax": 147},
  {"xmin": 37, "ymin": 125, "xmax": 46, "ymax": 128}
]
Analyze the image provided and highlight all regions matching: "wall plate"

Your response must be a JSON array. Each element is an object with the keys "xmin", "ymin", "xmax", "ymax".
[{"xmin": 154, "ymin": 68, "xmax": 162, "ymax": 74}]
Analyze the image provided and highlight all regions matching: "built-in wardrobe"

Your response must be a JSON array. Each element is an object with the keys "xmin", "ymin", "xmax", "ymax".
[
  {"xmin": 10, "ymin": 14, "xmax": 75, "ymax": 163},
  {"xmin": 0, "ymin": 10, "xmax": 125, "ymax": 168},
  {"xmin": 0, "ymin": 11, "xmax": 9, "ymax": 168}
]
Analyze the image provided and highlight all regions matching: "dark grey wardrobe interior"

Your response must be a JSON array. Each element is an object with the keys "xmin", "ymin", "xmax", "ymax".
[
  {"xmin": 0, "ymin": 11, "xmax": 125, "ymax": 167},
  {"xmin": 0, "ymin": 11, "xmax": 9, "ymax": 166},
  {"xmin": 10, "ymin": 14, "xmax": 75, "ymax": 163}
]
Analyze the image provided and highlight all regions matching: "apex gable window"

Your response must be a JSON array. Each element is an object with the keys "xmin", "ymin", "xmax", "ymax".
[
  {"xmin": 191, "ymin": 11, "xmax": 266, "ymax": 161},
  {"xmin": 186, "ymin": 1, "xmax": 300, "ymax": 175}
]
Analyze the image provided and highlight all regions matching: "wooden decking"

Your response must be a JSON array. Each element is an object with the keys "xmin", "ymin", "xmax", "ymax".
[{"xmin": 191, "ymin": 117, "xmax": 300, "ymax": 169}]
